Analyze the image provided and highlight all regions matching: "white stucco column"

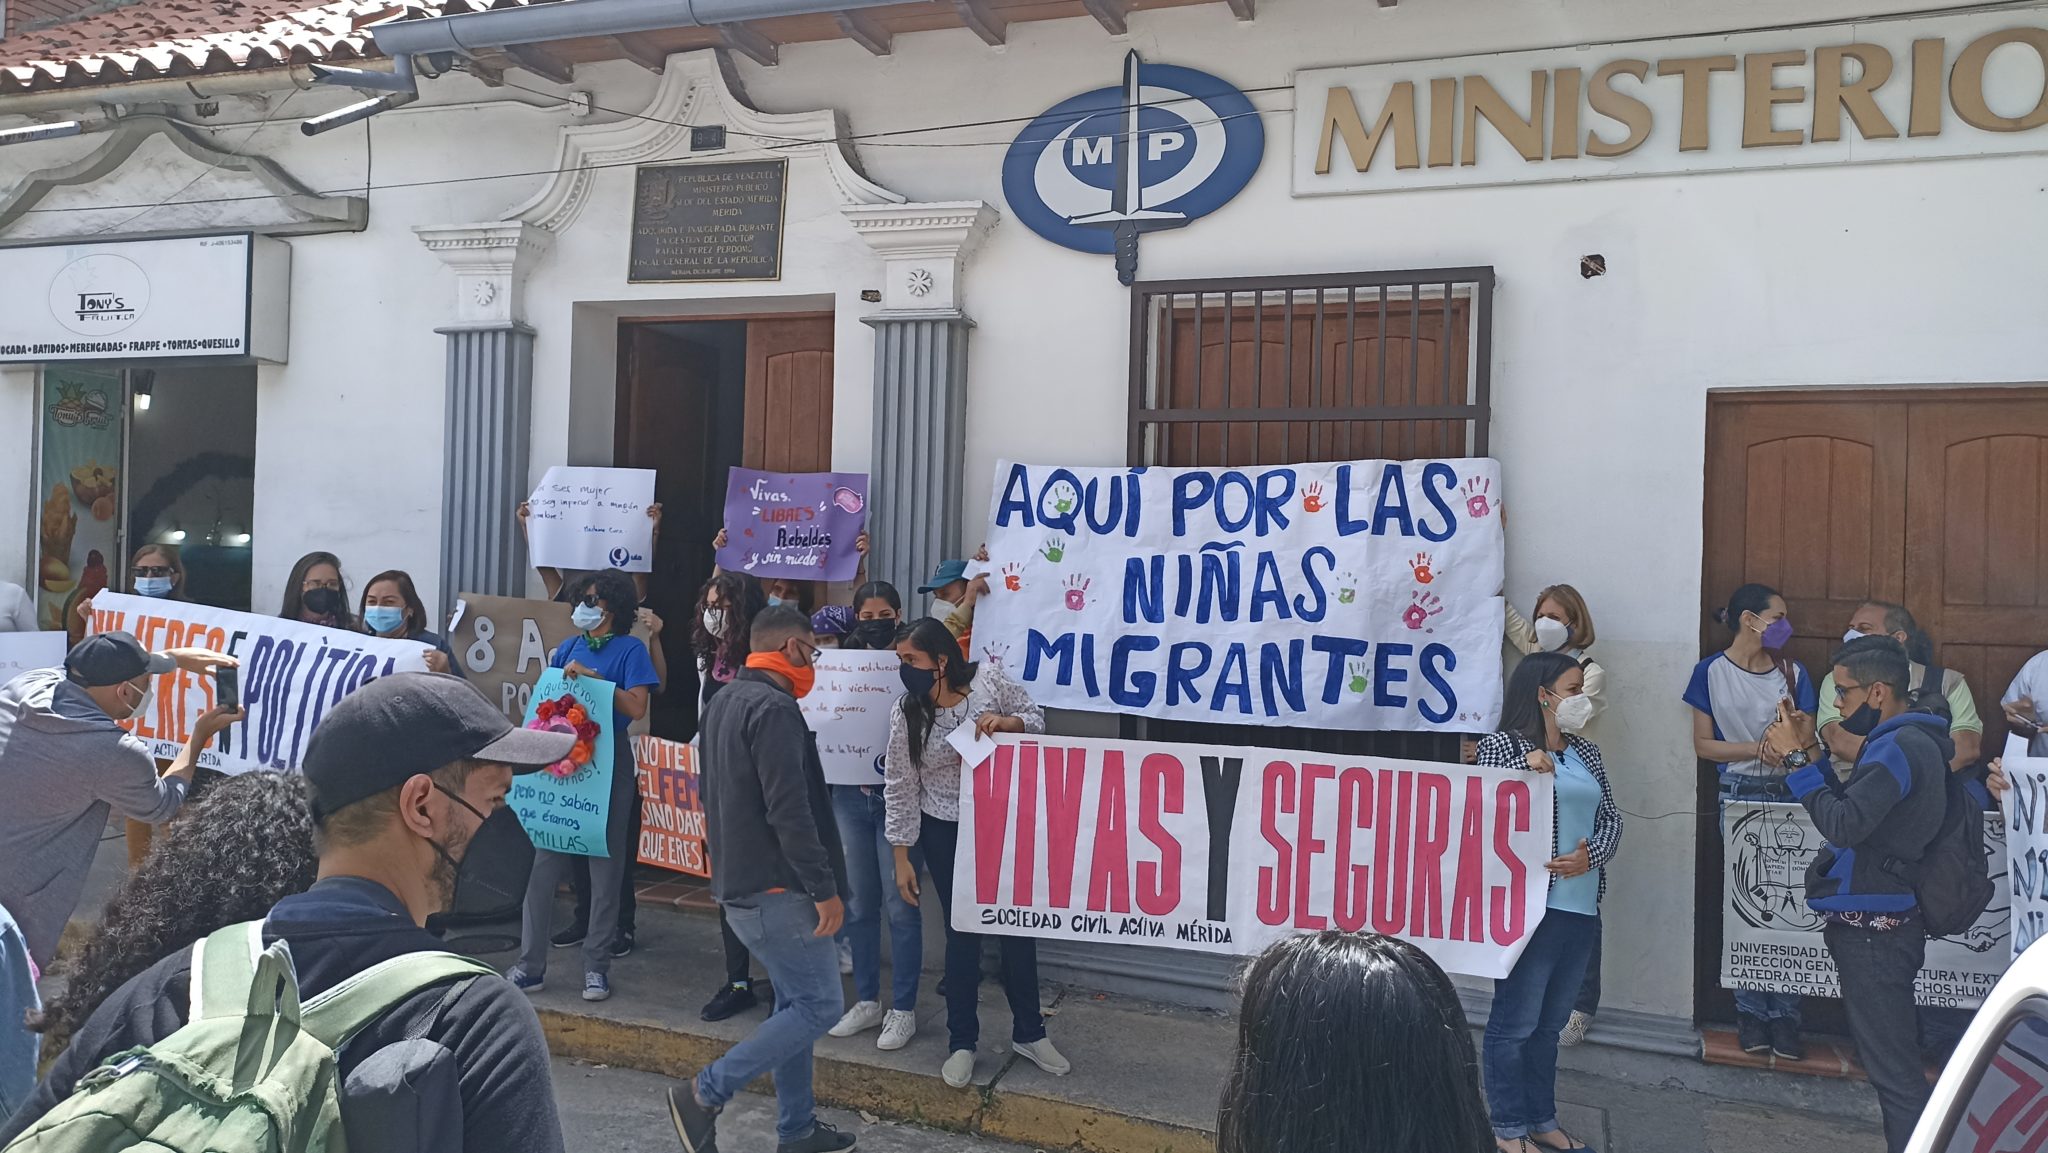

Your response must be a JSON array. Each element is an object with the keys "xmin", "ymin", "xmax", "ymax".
[
  {"xmin": 414, "ymin": 222, "xmax": 551, "ymax": 619},
  {"xmin": 845, "ymin": 201, "xmax": 999, "ymax": 597}
]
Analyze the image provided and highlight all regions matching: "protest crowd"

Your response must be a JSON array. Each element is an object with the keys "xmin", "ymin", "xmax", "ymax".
[{"xmin": 0, "ymin": 443, "xmax": 2026, "ymax": 1153}]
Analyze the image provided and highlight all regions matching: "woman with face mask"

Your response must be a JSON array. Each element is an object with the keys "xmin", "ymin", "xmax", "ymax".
[
  {"xmin": 1686, "ymin": 582, "xmax": 1818, "ymax": 1060},
  {"xmin": 279, "ymin": 552, "xmax": 355, "ymax": 632},
  {"xmin": 358, "ymin": 569, "xmax": 457, "ymax": 676},
  {"xmin": 884, "ymin": 618, "xmax": 1066, "ymax": 1088},
  {"xmin": 508, "ymin": 569, "xmax": 659, "ymax": 1006},
  {"xmin": 1476, "ymin": 653, "xmax": 1620, "ymax": 1153},
  {"xmin": 1507, "ymin": 585, "xmax": 1606, "ymax": 724},
  {"xmin": 709, "ymin": 527, "xmax": 870, "ymax": 617}
]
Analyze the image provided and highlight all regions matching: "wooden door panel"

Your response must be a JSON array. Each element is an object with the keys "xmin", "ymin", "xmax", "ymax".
[{"xmin": 743, "ymin": 316, "xmax": 835, "ymax": 473}]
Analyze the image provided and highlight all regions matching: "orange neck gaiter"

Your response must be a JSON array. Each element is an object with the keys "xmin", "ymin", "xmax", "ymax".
[{"xmin": 746, "ymin": 651, "xmax": 816, "ymax": 699}]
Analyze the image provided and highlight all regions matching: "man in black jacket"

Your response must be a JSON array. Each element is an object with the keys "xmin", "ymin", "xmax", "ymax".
[
  {"xmin": 1786, "ymin": 635, "xmax": 1949, "ymax": 1153},
  {"xmin": 0, "ymin": 672, "xmax": 574, "ymax": 1152},
  {"xmin": 669, "ymin": 604, "xmax": 851, "ymax": 1153}
]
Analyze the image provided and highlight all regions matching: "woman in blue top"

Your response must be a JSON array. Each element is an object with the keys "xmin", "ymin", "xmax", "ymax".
[
  {"xmin": 509, "ymin": 569, "xmax": 660, "ymax": 1005},
  {"xmin": 1683, "ymin": 582, "xmax": 1819, "ymax": 1061},
  {"xmin": 1476, "ymin": 652, "xmax": 1620, "ymax": 1153}
]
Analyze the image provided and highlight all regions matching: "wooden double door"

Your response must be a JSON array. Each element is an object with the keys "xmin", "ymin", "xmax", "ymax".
[{"xmin": 1697, "ymin": 387, "xmax": 2048, "ymax": 1020}]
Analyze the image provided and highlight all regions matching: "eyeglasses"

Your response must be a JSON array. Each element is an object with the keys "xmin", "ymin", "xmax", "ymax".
[
  {"xmin": 302, "ymin": 578, "xmax": 342, "ymax": 591},
  {"xmin": 134, "ymin": 566, "xmax": 173, "ymax": 578},
  {"xmin": 1833, "ymin": 681, "xmax": 1866, "ymax": 702},
  {"xmin": 577, "ymin": 594, "xmax": 603, "ymax": 608}
]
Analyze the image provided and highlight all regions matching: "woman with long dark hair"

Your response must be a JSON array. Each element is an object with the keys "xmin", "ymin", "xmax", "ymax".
[
  {"xmin": 279, "ymin": 551, "xmax": 355, "ymax": 631},
  {"xmin": 885, "ymin": 617, "xmax": 1063, "ymax": 1087},
  {"xmin": 1685, "ymin": 581, "xmax": 1818, "ymax": 1059},
  {"xmin": 1476, "ymin": 652, "xmax": 1621, "ymax": 1153},
  {"xmin": 688, "ymin": 570, "xmax": 773, "ymax": 1021},
  {"xmin": 358, "ymin": 569, "xmax": 457, "ymax": 675},
  {"xmin": 1219, "ymin": 932, "xmax": 1493, "ymax": 1153}
]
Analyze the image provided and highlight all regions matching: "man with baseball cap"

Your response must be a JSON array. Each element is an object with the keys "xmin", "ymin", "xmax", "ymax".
[
  {"xmin": 0, "ymin": 672, "xmax": 574, "ymax": 1151},
  {"xmin": 917, "ymin": 556, "xmax": 989, "ymax": 658},
  {"xmin": 0, "ymin": 631, "xmax": 239, "ymax": 967}
]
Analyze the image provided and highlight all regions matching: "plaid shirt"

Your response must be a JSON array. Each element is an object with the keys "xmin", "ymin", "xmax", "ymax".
[{"xmin": 1475, "ymin": 730, "xmax": 1624, "ymax": 905}]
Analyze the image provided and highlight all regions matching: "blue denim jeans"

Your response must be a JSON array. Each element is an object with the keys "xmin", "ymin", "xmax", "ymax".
[
  {"xmin": 1720, "ymin": 775, "xmax": 1802, "ymax": 1025},
  {"xmin": 920, "ymin": 816, "xmax": 1046, "ymax": 1052},
  {"xmin": 831, "ymin": 785, "xmax": 924, "ymax": 1011},
  {"xmin": 697, "ymin": 890, "xmax": 843, "ymax": 1144},
  {"xmin": 1484, "ymin": 909, "xmax": 1598, "ymax": 1140}
]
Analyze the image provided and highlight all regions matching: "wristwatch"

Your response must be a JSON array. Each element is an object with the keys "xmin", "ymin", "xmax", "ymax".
[{"xmin": 1782, "ymin": 743, "xmax": 1821, "ymax": 769}]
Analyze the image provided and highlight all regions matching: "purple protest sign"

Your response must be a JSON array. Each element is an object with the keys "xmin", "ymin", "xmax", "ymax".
[{"xmin": 717, "ymin": 468, "xmax": 870, "ymax": 581}]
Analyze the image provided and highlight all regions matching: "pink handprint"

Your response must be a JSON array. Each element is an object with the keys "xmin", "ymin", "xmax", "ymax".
[
  {"xmin": 1301, "ymin": 482, "xmax": 1325, "ymax": 513},
  {"xmin": 1411, "ymin": 552, "xmax": 1435, "ymax": 584},
  {"xmin": 1402, "ymin": 590, "xmax": 1445, "ymax": 630},
  {"xmin": 1461, "ymin": 476, "xmax": 1492, "ymax": 518},
  {"xmin": 1063, "ymin": 574, "xmax": 1091, "ymax": 611},
  {"xmin": 1001, "ymin": 562, "xmax": 1024, "ymax": 592},
  {"xmin": 982, "ymin": 642, "xmax": 1011, "ymax": 669}
]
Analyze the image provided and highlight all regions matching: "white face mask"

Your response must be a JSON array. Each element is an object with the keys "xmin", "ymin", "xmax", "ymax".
[
  {"xmin": 1533, "ymin": 616, "xmax": 1572, "ymax": 652},
  {"xmin": 121, "ymin": 678, "xmax": 156, "ymax": 723},
  {"xmin": 1552, "ymin": 692, "xmax": 1595, "ymax": 734},
  {"xmin": 702, "ymin": 608, "xmax": 728, "ymax": 639},
  {"xmin": 1843, "ymin": 628, "xmax": 1867, "ymax": 645},
  {"xmin": 933, "ymin": 598, "xmax": 963, "ymax": 624}
]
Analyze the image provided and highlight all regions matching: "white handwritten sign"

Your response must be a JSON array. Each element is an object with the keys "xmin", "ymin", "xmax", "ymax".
[
  {"xmin": 2002, "ymin": 734, "xmax": 2048, "ymax": 962},
  {"xmin": 798, "ymin": 649, "xmax": 900, "ymax": 786},
  {"xmin": 526, "ymin": 466, "xmax": 656, "ymax": 573},
  {"xmin": 0, "ymin": 632, "xmax": 66, "ymax": 683}
]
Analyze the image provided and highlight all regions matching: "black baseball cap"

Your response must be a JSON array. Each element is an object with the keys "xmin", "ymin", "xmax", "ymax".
[
  {"xmin": 302, "ymin": 672, "xmax": 575, "ymax": 818},
  {"xmin": 65, "ymin": 632, "xmax": 175, "ymax": 687}
]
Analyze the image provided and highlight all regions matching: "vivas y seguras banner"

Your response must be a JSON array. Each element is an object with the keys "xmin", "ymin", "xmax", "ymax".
[
  {"xmin": 952, "ymin": 734, "xmax": 1554, "ymax": 979},
  {"xmin": 88, "ymin": 592, "xmax": 432, "ymax": 773},
  {"xmin": 972, "ymin": 459, "xmax": 1505, "ymax": 731}
]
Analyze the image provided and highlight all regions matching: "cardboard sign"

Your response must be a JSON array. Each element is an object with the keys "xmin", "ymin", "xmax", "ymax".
[
  {"xmin": 971, "ymin": 458, "xmax": 1505, "ymax": 732},
  {"xmin": 87, "ymin": 592, "xmax": 430, "ymax": 773},
  {"xmin": 1721, "ymin": 800, "xmax": 2010, "ymax": 1006},
  {"xmin": 799, "ymin": 649, "xmax": 899, "ymax": 786},
  {"xmin": 635, "ymin": 735, "xmax": 709, "ymax": 877},
  {"xmin": 0, "ymin": 631, "xmax": 66, "ymax": 682},
  {"xmin": 717, "ymin": 467, "xmax": 869, "ymax": 582},
  {"xmin": 950, "ymin": 733, "xmax": 1554, "ymax": 979},
  {"xmin": 452, "ymin": 594, "xmax": 579, "ymax": 726},
  {"xmin": 526, "ymin": 466, "xmax": 657, "ymax": 573},
  {"xmin": 511, "ymin": 668, "xmax": 616, "ymax": 857}
]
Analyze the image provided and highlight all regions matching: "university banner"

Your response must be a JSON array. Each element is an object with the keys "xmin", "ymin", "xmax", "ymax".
[
  {"xmin": 971, "ymin": 458, "xmax": 1505, "ymax": 732},
  {"xmin": 635, "ymin": 735, "xmax": 708, "ymax": 877},
  {"xmin": 511, "ymin": 668, "xmax": 616, "ymax": 857},
  {"xmin": 88, "ymin": 591, "xmax": 431, "ymax": 773},
  {"xmin": 798, "ymin": 649, "xmax": 899, "ymax": 786},
  {"xmin": 1999, "ymin": 734, "xmax": 2048, "ymax": 960},
  {"xmin": 1721, "ymin": 801, "xmax": 2009, "ymax": 1007},
  {"xmin": 951, "ymin": 733, "xmax": 1554, "ymax": 980}
]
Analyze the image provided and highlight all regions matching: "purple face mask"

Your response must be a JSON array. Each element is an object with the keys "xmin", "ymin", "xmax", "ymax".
[{"xmin": 1759, "ymin": 616, "xmax": 1795, "ymax": 651}]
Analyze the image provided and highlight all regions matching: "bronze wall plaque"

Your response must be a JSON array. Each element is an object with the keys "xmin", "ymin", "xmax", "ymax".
[{"xmin": 629, "ymin": 159, "xmax": 787, "ymax": 283}]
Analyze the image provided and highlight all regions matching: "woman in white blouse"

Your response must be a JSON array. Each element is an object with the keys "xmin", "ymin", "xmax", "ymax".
[{"xmin": 885, "ymin": 617, "xmax": 1070, "ymax": 1089}]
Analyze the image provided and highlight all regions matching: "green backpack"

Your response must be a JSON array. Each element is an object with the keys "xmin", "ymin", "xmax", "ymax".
[{"xmin": 4, "ymin": 920, "xmax": 495, "ymax": 1153}]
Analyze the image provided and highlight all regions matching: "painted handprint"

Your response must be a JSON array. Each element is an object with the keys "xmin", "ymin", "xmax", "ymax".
[
  {"xmin": 1346, "ymin": 659, "xmax": 1369, "ymax": 696},
  {"xmin": 1301, "ymin": 482, "xmax": 1325, "ymax": 514},
  {"xmin": 1402, "ymin": 589, "xmax": 1445, "ymax": 630},
  {"xmin": 982, "ymin": 642, "xmax": 1011, "ymax": 669},
  {"xmin": 1336, "ymin": 573, "xmax": 1357, "ymax": 605},
  {"xmin": 1461, "ymin": 476, "xmax": 1493, "ymax": 518},
  {"xmin": 1411, "ymin": 552, "xmax": 1435, "ymax": 584},
  {"xmin": 1040, "ymin": 537, "xmax": 1067, "ymax": 563},
  {"xmin": 1045, "ymin": 481, "xmax": 1078, "ymax": 517},
  {"xmin": 1001, "ymin": 562, "xmax": 1024, "ymax": 592},
  {"xmin": 1062, "ymin": 574, "xmax": 1091, "ymax": 611}
]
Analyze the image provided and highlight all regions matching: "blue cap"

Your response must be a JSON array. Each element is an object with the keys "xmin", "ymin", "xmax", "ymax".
[{"xmin": 917, "ymin": 559, "xmax": 969, "ymax": 594}]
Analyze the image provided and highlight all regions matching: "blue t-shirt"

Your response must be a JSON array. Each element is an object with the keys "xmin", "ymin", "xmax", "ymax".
[
  {"xmin": 549, "ymin": 633, "xmax": 660, "ymax": 737},
  {"xmin": 1682, "ymin": 653, "xmax": 1817, "ymax": 778},
  {"xmin": 1549, "ymin": 746, "xmax": 1603, "ymax": 915}
]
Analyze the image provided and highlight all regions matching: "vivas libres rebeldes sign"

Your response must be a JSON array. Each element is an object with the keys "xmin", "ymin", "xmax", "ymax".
[{"xmin": 629, "ymin": 160, "xmax": 786, "ymax": 282}]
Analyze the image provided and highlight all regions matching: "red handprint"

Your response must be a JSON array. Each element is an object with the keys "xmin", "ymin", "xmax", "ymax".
[
  {"xmin": 1001, "ymin": 562, "xmax": 1024, "ymax": 592},
  {"xmin": 1411, "ymin": 552, "xmax": 1435, "ymax": 584},
  {"xmin": 1402, "ymin": 590, "xmax": 1445, "ymax": 630},
  {"xmin": 1301, "ymin": 482, "xmax": 1325, "ymax": 513},
  {"xmin": 982, "ymin": 642, "xmax": 1011, "ymax": 669},
  {"xmin": 1063, "ymin": 574, "xmax": 1091, "ymax": 611},
  {"xmin": 1461, "ymin": 476, "xmax": 1492, "ymax": 518}
]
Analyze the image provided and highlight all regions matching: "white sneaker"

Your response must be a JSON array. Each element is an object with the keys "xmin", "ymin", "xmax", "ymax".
[
  {"xmin": 1559, "ymin": 1010, "xmax": 1591, "ymax": 1047},
  {"xmin": 836, "ymin": 940, "xmax": 854, "ymax": 975},
  {"xmin": 877, "ymin": 1009, "xmax": 917, "ymax": 1051},
  {"xmin": 941, "ymin": 1048, "xmax": 975, "ymax": 1088},
  {"xmin": 829, "ymin": 1000, "xmax": 884, "ymax": 1038},
  {"xmin": 1011, "ymin": 1037, "xmax": 1071, "ymax": 1076}
]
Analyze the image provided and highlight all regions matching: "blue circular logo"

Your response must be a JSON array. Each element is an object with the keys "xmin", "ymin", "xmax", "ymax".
[
  {"xmin": 1002, "ymin": 57, "xmax": 1264, "ymax": 256},
  {"xmin": 608, "ymin": 546, "xmax": 632, "ymax": 568}
]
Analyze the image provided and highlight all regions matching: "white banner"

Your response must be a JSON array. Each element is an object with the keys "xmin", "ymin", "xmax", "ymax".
[
  {"xmin": 87, "ymin": 592, "xmax": 431, "ymax": 773},
  {"xmin": 1721, "ymin": 800, "xmax": 2009, "ymax": 1007},
  {"xmin": 0, "ymin": 234, "xmax": 289, "ymax": 362},
  {"xmin": 2000, "ymin": 734, "xmax": 2048, "ymax": 960},
  {"xmin": 972, "ymin": 458, "xmax": 1505, "ymax": 732},
  {"xmin": 526, "ymin": 466, "xmax": 657, "ymax": 573},
  {"xmin": 0, "ymin": 632, "xmax": 67, "ymax": 682},
  {"xmin": 799, "ymin": 649, "xmax": 899, "ymax": 787},
  {"xmin": 951, "ymin": 733, "xmax": 1553, "ymax": 979}
]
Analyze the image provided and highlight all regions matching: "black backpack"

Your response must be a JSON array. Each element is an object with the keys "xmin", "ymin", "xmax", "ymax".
[{"xmin": 1880, "ymin": 753, "xmax": 1994, "ymax": 938}]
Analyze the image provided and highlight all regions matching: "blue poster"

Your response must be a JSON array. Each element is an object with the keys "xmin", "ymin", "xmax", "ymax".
[{"xmin": 511, "ymin": 668, "xmax": 615, "ymax": 857}]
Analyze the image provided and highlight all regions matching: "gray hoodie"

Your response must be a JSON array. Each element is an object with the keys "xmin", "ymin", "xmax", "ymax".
[{"xmin": 0, "ymin": 668, "xmax": 187, "ymax": 965}]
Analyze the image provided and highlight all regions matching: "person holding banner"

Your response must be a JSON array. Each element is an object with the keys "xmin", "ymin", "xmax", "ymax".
[
  {"xmin": 0, "ymin": 632, "xmax": 240, "ymax": 967},
  {"xmin": 884, "ymin": 617, "xmax": 1068, "ymax": 1089},
  {"xmin": 510, "ymin": 570, "xmax": 660, "ymax": 1004},
  {"xmin": 1687, "ymin": 582, "xmax": 1818, "ymax": 1060},
  {"xmin": 690, "ymin": 570, "xmax": 773, "ymax": 1022},
  {"xmin": 519, "ymin": 499, "xmax": 663, "ymax": 603},
  {"xmin": 1476, "ymin": 652, "xmax": 1620, "ymax": 1153},
  {"xmin": 280, "ymin": 551, "xmax": 357, "ymax": 632},
  {"xmin": 360, "ymin": 569, "xmax": 458, "ymax": 676}
]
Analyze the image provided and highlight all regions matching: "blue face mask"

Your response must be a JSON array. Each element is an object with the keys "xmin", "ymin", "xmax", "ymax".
[
  {"xmin": 363, "ymin": 605, "xmax": 407, "ymax": 635},
  {"xmin": 571, "ymin": 603, "xmax": 607, "ymax": 632},
  {"xmin": 766, "ymin": 595, "xmax": 786, "ymax": 608},
  {"xmin": 134, "ymin": 576, "xmax": 174, "ymax": 598}
]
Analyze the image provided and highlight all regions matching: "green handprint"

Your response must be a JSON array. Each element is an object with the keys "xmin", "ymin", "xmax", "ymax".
[
  {"xmin": 1347, "ymin": 660, "xmax": 1369, "ymax": 695},
  {"xmin": 1336, "ymin": 572, "xmax": 1357, "ymax": 604},
  {"xmin": 1040, "ymin": 537, "xmax": 1066, "ymax": 563},
  {"xmin": 1054, "ymin": 496, "xmax": 1074, "ymax": 514}
]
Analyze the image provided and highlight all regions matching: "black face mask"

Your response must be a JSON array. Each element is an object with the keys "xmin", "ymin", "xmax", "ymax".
[
  {"xmin": 851, "ymin": 619, "xmax": 898, "ymax": 649},
  {"xmin": 899, "ymin": 663, "xmax": 938, "ymax": 699},
  {"xmin": 1840, "ymin": 703, "xmax": 1882, "ymax": 737},
  {"xmin": 302, "ymin": 587, "xmax": 343, "ymax": 617},
  {"xmin": 427, "ymin": 785, "xmax": 533, "ymax": 917}
]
